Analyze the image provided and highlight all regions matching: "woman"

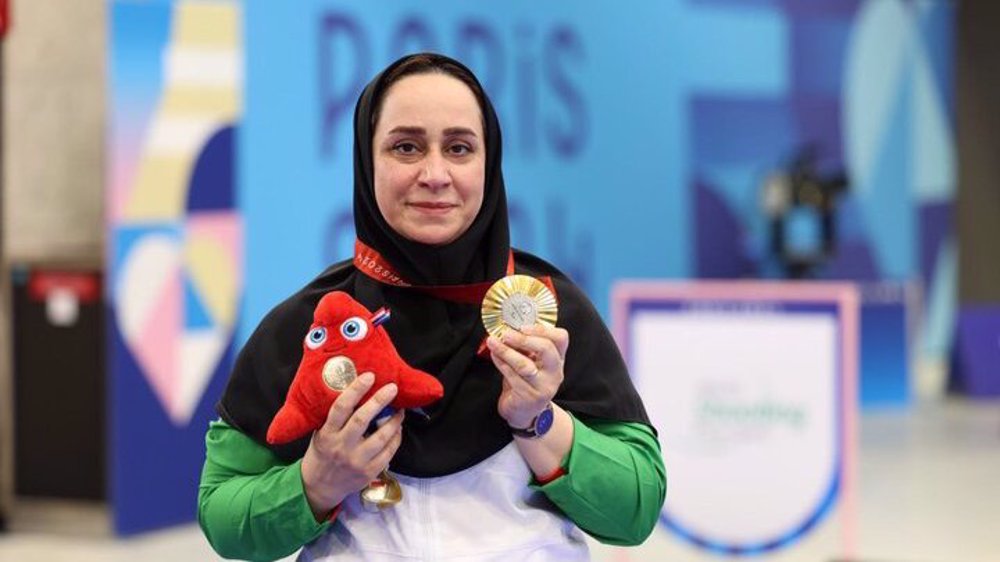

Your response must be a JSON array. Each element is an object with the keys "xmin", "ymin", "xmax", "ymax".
[{"xmin": 199, "ymin": 53, "xmax": 665, "ymax": 561}]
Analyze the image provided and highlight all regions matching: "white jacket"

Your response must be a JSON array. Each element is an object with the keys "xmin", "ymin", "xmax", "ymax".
[{"xmin": 297, "ymin": 443, "xmax": 590, "ymax": 561}]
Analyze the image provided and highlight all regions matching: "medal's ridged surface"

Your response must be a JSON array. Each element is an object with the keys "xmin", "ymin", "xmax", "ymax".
[{"xmin": 482, "ymin": 275, "xmax": 558, "ymax": 338}]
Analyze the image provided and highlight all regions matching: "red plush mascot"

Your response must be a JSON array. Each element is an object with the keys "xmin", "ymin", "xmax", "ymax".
[{"xmin": 267, "ymin": 291, "xmax": 444, "ymax": 445}]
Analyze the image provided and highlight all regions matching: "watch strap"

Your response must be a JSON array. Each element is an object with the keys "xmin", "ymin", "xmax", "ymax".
[{"xmin": 510, "ymin": 403, "xmax": 554, "ymax": 439}]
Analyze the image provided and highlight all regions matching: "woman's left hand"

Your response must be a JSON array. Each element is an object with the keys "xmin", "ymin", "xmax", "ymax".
[{"xmin": 486, "ymin": 323, "xmax": 570, "ymax": 430}]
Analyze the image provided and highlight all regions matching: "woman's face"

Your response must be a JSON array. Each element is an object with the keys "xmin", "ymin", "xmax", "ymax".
[{"xmin": 372, "ymin": 73, "xmax": 486, "ymax": 246}]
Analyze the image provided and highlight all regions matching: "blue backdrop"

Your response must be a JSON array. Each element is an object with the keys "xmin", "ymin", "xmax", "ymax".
[
  {"xmin": 241, "ymin": 1, "xmax": 695, "ymax": 342},
  {"xmin": 108, "ymin": 0, "xmax": 954, "ymax": 538}
]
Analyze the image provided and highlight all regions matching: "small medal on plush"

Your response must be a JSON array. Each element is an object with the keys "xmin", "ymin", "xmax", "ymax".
[
  {"xmin": 267, "ymin": 291, "xmax": 444, "ymax": 511},
  {"xmin": 481, "ymin": 275, "xmax": 558, "ymax": 338}
]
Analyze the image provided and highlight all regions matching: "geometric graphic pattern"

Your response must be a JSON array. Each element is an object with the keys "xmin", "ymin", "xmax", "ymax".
[
  {"xmin": 691, "ymin": 0, "xmax": 955, "ymax": 359},
  {"xmin": 111, "ymin": 1, "xmax": 243, "ymax": 426},
  {"xmin": 844, "ymin": 0, "xmax": 955, "ymax": 356}
]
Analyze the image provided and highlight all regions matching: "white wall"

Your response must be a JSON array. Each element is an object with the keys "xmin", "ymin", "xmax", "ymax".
[{"xmin": 3, "ymin": 0, "xmax": 105, "ymax": 263}]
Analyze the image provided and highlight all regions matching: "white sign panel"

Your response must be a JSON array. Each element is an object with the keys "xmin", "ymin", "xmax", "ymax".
[{"xmin": 613, "ymin": 282, "xmax": 858, "ymax": 557}]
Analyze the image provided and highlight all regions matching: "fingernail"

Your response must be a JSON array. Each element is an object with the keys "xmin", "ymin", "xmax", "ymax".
[
  {"xmin": 487, "ymin": 336, "xmax": 499, "ymax": 348},
  {"xmin": 359, "ymin": 372, "xmax": 374, "ymax": 385},
  {"xmin": 385, "ymin": 383, "xmax": 398, "ymax": 395}
]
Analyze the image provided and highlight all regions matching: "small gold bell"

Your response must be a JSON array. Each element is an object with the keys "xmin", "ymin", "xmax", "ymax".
[{"xmin": 359, "ymin": 469, "xmax": 403, "ymax": 512}]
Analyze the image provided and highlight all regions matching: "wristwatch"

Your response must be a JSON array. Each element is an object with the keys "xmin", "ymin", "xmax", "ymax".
[{"xmin": 510, "ymin": 403, "xmax": 555, "ymax": 439}]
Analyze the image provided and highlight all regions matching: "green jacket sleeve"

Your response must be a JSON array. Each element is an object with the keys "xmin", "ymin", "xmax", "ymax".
[
  {"xmin": 199, "ymin": 416, "xmax": 665, "ymax": 556},
  {"xmin": 531, "ymin": 416, "xmax": 666, "ymax": 546},
  {"xmin": 198, "ymin": 420, "xmax": 330, "ymax": 562}
]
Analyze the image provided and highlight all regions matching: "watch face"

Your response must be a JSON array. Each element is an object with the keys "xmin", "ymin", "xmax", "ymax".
[{"xmin": 535, "ymin": 406, "xmax": 555, "ymax": 436}]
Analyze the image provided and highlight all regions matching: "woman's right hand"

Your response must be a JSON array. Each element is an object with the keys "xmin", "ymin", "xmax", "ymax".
[{"xmin": 300, "ymin": 372, "xmax": 404, "ymax": 520}]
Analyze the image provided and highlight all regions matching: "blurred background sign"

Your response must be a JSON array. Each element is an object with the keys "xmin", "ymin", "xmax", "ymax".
[
  {"xmin": 613, "ymin": 281, "xmax": 859, "ymax": 558},
  {"xmin": 109, "ymin": 0, "xmax": 243, "ymax": 534}
]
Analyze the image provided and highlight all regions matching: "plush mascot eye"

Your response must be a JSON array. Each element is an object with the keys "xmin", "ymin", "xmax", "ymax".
[
  {"xmin": 305, "ymin": 327, "xmax": 327, "ymax": 349},
  {"xmin": 340, "ymin": 317, "xmax": 369, "ymax": 341}
]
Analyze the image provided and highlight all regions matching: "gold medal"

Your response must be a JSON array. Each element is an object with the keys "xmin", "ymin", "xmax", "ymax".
[
  {"xmin": 321, "ymin": 356, "xmax": 357, "ymax": 390},
  {"xmin": 481, "ymin": 274, "xmax": 558, "ymax": 338}
]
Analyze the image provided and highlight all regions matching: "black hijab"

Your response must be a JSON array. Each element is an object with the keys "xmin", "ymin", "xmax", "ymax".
[{"xmin": 217, "ymin": 53, "xmax": 651, "ymax": 477}]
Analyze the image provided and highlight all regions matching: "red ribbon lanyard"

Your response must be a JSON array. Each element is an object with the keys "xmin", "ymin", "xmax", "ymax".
[
  {"xmin": 353, "ymin": 239, "xmax": 556, "ymax": 359},
  {"xmin": 354, "ymin": 239, "xmax": 515, "ymax": 304}
]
